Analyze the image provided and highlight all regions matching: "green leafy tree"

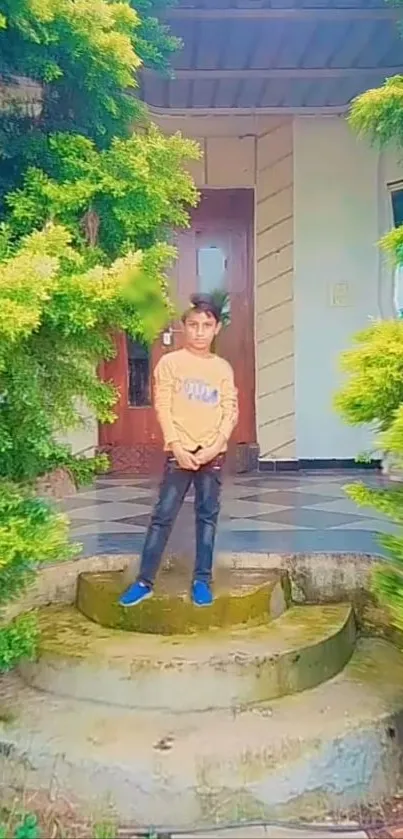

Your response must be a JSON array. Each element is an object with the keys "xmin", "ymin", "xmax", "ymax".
[
  {"xmin": 0, "ymin": 127, "xmax": 198, "ymax": 480},
  {"xmin": 336, "ymin": 40, "xmax": 403, "ymax": 631},
  {"xmin": 0, "ymin": 0, "xmax": 179, "ymax": 152},
  {"xmin": 0, "ymin": 222, "xmax": 185, "ymax": 480},
  {"xmin": 0, "ymin": 0, "xmax": 199, "ymax": 481},
  {"xmin": 0, "ymin": 0, "xmax": 200, "ymax": 669},
  {"xmin": 5, "ymin": 128, "xmax": 198, "ymax": 257}
]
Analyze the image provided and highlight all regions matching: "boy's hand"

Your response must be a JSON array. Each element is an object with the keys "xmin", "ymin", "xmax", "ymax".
[
  {"xmin": 195, "ymin": 442, "xmax": 221, "ymax": 466},
  {"xmin": 171, "ymin": 442, "xmax": 199, "ymax": 471},
  {"xmin": 196, "ymin": 433, "xmax": 226, "ymax": 466}
]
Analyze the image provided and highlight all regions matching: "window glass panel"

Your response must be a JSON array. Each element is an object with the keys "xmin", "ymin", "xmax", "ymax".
[
  {"xmin": 196, "ymin": 244, "xmax": 231, "ymax": 321},
  {"xmin": 392, "ymin": 189, "xmax": 403, "ymax": 228},
  {"xmin": 197, "ymin": 245, "xmax": 226, "ymax": 294},
  {"xmin": 395, "ymin": 266, "xmax": 403, "ymax": 318},
  {"xmin": 126, "ymin": 338, "xmax": 151, "ymax": 406},
  {"xmin": 391, "ymin": 189, "xmax": 403, "ymax": 318}
]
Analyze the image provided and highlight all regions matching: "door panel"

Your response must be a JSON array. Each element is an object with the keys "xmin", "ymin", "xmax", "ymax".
[
  {"xmin": 98, "ymin": 332, "xmax": 164, "ymax": 448},
  {"xmin": 173, "ymin": 190, "xmax": 256, "ymax": 445}
]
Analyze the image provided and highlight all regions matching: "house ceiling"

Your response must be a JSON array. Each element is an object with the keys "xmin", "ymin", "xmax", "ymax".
[{"xmin": 141, "ymin": 0, "xmax": 403, "ymax": 112}]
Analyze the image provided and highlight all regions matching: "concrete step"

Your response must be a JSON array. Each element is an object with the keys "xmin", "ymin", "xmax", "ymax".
[
  {"xmin": 172, "ymin": 828, "xmax": 366, "ymax": 839},
  {"xmin": 2, "ymin": 639, "xmax": 403, "ymax": 829},
  {"xmin": 76, "ymin": 566, "xmax": 289, "ymax": 634},
  {"xmin": 20, "ymin": 602, "xmax": 356, "ymax": 711}
]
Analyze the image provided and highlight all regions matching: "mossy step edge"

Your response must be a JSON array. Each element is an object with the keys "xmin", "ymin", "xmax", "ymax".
[{"xmin": 76, "ymin": 568, "xmax": 289, "ymax": 634}]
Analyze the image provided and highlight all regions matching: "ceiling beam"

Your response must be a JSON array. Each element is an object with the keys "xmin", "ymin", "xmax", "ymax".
[
  {"xmin": 148, "ymin": 104, "xmax": 350, "ymax": 116},
  {"xmin": 144, "ymin": 66, "xmax": 403, "ymax": 80},
  {"xmin": 163, "ymin": 6, "xmax": 401, "ymax": 20}
]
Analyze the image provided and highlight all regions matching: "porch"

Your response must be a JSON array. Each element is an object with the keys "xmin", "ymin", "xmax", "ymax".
[{"xmin": 62, "ymin": 469, "xmax": 394, "ymax": 558}]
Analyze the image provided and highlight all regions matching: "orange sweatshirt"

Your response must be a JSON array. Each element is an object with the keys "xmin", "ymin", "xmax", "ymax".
[{"xmin": 154, "ymin": 348, "xmax": 238, "ymax": 451}]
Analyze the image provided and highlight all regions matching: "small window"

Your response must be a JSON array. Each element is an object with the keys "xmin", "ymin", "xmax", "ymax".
[
  {"xmin": 127, "ymin": 338, "xmax": 150, "ymax": 407},
  {"xmin": 390, "ymin": 186, "xmax": 403, "ymax": 318},
  {"xmin": 197, "ymin": 245, "xmax": 227, "ymax": 294},
  {"xmin": 392, "ymin": 188, "xmax": 403, "ymax": 228},
  {"xmin": 196, "ymin": 244, "xmax": 231, "ymax": 321}
]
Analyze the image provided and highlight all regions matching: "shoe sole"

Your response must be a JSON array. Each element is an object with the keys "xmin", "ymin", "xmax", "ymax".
[
  {"xmin": 119, "ymin": 591, "xmax": 153, "ymax": 608},
  {"xmin": 191, "ymin": 599, "xmax": 213, "ymax": 608}
]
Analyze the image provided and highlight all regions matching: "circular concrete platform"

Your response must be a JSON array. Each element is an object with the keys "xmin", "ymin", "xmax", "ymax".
[
  {"xmin": 76, "ymin": 567, "xmax": 289, "ymax": 634},
  {"xmin": 20, "ymin": 602, "xmax": 356, "ymax": 711},
  {"xmin": 3, "ymin": 639, "xmax": 403, "ymax": 829}
]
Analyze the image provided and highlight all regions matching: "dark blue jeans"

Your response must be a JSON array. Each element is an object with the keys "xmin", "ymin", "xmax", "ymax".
[{"xmin": 137, "ymin": 453, "xmax": 224, "ymax": 587}]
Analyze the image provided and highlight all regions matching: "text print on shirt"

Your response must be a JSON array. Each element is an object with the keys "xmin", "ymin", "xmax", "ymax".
[{"xmin": 174, "ymin": 377, "xmax": 220, "ymax": 406}]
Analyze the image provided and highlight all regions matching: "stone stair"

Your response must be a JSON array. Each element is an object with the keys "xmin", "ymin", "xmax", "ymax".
[
  {"xmin": 20, "ymin": 601, "xmax": 355, "ymax": 710},
  {"xmin": 76, "ymin": 566, "xmax": 289, "ymax": 633},
  {"xmin": 1, "ymin": 564, "xmax": 403, "ymax": 831}
]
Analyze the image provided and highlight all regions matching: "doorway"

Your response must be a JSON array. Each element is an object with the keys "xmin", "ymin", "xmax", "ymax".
[{"xmin": 98, "ymin": 189, "xmax": 257, "ymax": 473}]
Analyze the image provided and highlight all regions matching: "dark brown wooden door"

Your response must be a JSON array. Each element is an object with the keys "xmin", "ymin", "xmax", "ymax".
[
  {"xmin": 99, "ymin": 188, "xmax": 256, "ymax": 453},
  {"xmin": 173, "ymin": 190, "xmax": 256, "ymax": 445}
]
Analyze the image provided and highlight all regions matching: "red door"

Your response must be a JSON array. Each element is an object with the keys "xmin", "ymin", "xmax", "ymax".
[{"xmin": 99, "ymin": 189, "xmax": 256, "ymax": 472}]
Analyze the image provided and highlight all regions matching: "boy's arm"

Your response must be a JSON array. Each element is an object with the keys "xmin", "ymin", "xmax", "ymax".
[
  {"xmin": 153, "ymin": 357, "xmax": 178, "ymax": 448},
  {"xmin": 196, "ymin": 364, "xmax": 239, "ymax": 464},
  {"xmin": 220, "ymin": 364, "xmax": 239, "ymax": 444}
]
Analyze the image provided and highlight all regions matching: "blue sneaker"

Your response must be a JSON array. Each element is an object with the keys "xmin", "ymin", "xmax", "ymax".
[
  {"xmin": 191, "ymin": 580, "xmax": 213, "ymax": 607},
  {"xmin": 119, "ymin": 580, "xmax": 153, "ymax": 607}
]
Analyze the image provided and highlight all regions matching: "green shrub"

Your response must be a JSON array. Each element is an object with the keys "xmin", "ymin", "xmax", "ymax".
[
  {"xmin": 334, "ymin": 320, "xmax": 403, "ymax": 432},
  {"xmin": 334, "ymin": 319, "xmax": 403, "ymax": 629},
  {"xmin": 0, "ymin": 810, "xmax": 119, "ymax": 839},
  {"xmin": 63, "ymin": 452, "xmax": 109, "ymax": 487},
  {"xmin": 335, "ymin": 322, "xmax": 403, "ymax": 630},
  {"xmin": 0, "ymin": 480, "xmax": 78, "ymax": 672},
  {"xmin": 337, "ymin": 7, "xmax": 403, "ymax": 629},
  {"xmin": 0, "ymin": 812, "xmax": 41, "ymax": 839},
  {"xmin": 0, "ymin": 613, "xmax": 38, "ymax": 672},
  {"xmin": 35, "ymin": 445, "xmax": 110, "ymax": 488}
]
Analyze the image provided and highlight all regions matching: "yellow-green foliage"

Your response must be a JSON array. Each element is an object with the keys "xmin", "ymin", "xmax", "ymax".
[
  {"xmin": 0, "ymin": 0, "xmax": 200, "ymax": 671},
  {"xmin": 335, "ymin": 320, "xmax": 403, "ymax": 631},
  {"xmin": 349, "ymin": 76, "xmax": 403, "ymax": 148},
  {"xmin": 380, "ymin": 225, "xmax": 403, "ymax": 266},
  {"xmin": 334, "ymin": 320, "xmax": 403, "ymax": 431},
  {"xmin": 0, "ymin": 0, "xmax": 180, "ymax": 143},
  {"xmin": 0, "ymin": 0, "xmax": 200, "ymax": 485},
  {"xmin": 0, "ymin": 480, "xmax": 77, "ymax": 672},
  {"xmin": 0, "ymin": 224, "xmax": 178, "ymax": 480},
  {"xmin": 336, "ymin": 58, "xmax": 403, "ymax": 631},
  {"xmin": 5, "ymin": 128, "xmax": 200, "ymax": 259}
]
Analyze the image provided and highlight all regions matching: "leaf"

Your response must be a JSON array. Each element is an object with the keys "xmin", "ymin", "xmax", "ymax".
[{"xmin": 13, "ymin": 813, "xmax": 40, "ymax": 839}]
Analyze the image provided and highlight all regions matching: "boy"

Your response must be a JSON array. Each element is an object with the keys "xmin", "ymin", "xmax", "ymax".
[{"xmin": 119, "ymin": 292, "xmax": 238, "ymax": 608}]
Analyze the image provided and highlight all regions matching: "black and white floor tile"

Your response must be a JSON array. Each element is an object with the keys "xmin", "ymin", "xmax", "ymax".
[{"xmin": 60, "ymin": 470, "xmax": 396, "ymax": 559}]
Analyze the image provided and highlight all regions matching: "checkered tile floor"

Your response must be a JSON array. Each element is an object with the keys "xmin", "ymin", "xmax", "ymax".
[{"xmin": 61, "ymin": 470, "xmax": 396, "ymax": 558}]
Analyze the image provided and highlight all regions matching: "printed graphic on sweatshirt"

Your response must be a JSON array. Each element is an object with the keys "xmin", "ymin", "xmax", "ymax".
[{"xmin": 174, "ymin": 377, "xmax": 220, "ymax": 405}]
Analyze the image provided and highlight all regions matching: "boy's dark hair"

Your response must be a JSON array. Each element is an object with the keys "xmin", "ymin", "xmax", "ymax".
[{"xmin": 182, "ymin": 293, "xmax": 222, "ymax": 323}]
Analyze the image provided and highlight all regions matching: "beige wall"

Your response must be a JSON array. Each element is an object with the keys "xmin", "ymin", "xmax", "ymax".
[
  {"xmin": 293, "ymin": 116, "xmax": 399, "ymax": 460},
  {"xmin": 255, "ymin": 120, "xmax": 295, "ymax": 461},
  {"xmin": 154, "ymin": 113, "xmax": 296, "ymax": 461},
  {"xmin": 56, "ymin": 401, "xmax": 98, "ymax": 458}
]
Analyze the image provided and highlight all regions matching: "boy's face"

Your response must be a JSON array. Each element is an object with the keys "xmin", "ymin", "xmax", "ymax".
[{"xmin": 183, "ymin": 309, "xmax": 221, "ymax": 353}]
